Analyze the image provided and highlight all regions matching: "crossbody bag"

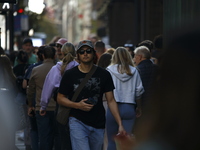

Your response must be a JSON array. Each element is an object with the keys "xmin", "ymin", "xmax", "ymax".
[{"xmin": 56, "ymin": 65, "xmax": 97, "ymax": 125}]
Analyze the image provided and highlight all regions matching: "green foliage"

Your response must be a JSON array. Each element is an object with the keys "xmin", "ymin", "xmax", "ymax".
[{"xmin": 28, "ymin": 11, "xmax": 59, "ymax": 44}]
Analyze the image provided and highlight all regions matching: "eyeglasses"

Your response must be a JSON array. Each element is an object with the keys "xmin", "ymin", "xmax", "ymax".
[{"xmin": 79, "ymin": 49, "xmax": 93, "ymax": 55}]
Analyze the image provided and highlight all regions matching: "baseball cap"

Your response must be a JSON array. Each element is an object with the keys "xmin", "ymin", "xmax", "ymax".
[
  {"xmin": 76, "ymin": 40, "xmax": 94, "ymax": 51},
  {"xmin": 23, "ymin": 38, "xmax": 33, "ymax": 45},
  {"xmin": 56, "ymin": 38, "xmax": 68, "ymax": 45}
]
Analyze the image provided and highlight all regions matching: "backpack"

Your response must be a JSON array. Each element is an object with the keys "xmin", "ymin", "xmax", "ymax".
[{"xmin": 16, "ymin": 76, "xmax": 26, "ymax": 94}]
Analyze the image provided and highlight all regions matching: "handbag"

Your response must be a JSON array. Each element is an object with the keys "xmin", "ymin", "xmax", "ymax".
[{"xmin": 56, "ymin": 65, "xmax": 97, "ymax": 125}]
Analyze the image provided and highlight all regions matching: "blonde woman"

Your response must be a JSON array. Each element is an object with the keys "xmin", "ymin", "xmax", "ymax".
[
  {"xmin": 106, "ymin": 47, "xmax": 144, "ymax": 150},
  {"xmin": 40, "ymin": 43, "xmax": 79, "ymax": 149}
]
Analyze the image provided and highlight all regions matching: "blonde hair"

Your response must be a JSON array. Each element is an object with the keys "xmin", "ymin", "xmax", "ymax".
[
  {"xmin": 111, "ymin": 47, "xmax": 134, "ymax": 76},
  {"xmin": 106, "ymin": 48, "xmax": 115, "ymax": 55},
  {"xmin": 60, "ymin": 43, "xmax": 76, "ymax": 76}
]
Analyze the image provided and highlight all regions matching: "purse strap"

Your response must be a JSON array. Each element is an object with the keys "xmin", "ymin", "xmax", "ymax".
[{"xmin": 71, "ymin": 65, "xmax": 97, "ymax": 102}]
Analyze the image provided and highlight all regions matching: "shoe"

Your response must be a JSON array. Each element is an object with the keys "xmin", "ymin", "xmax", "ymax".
[{"xmin": 17, "ymin": 137, "xmax": 24, "ymax": 141}]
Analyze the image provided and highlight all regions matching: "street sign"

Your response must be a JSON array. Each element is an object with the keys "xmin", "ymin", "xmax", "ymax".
[
  {"xmin": 0, "ymin": 3, "xmax": 10, "ymax": 11},
  {"xmin": 0, "ymin": 0, "xmax": 17, "ymax": 3}
]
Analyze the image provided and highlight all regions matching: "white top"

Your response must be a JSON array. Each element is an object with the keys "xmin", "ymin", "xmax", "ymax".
[{"xmin": 107, "ymin": 64, "xmax": 144, "ymax": 104}]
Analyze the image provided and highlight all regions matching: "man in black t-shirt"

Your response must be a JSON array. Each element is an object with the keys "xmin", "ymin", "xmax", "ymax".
[{"xmin": 57, "ymin": 40, "xmax": 126, "ymax": 150}]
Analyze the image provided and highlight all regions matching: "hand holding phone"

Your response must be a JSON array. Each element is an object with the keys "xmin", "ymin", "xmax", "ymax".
[{"xmin": 84, "ymin": 97, "xmax": 97, "ymax": 105}]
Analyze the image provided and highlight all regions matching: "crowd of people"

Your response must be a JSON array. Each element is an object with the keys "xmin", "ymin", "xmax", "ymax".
[
  {"xmin": 0, "ymin": 34, "xmax": 159, "ymax": 150},
  {"xmin": 1, "ymin": 22, "xmax": 200, "ymax": 150}
]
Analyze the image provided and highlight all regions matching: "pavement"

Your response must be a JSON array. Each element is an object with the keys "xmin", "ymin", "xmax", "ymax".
[{"xmin": 15, "ymin": 130, "xmax": 26, "ymax": 150}]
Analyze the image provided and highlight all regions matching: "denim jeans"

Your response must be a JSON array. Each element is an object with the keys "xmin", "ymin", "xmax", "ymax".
[
  {"xmin": 36, "ymin": 111, "xmax": 55, "ymax": 150},
  {"xmin": 106, "ymin": 103, "xmax": 136, "ymax": 150},
  {"xmin": 69, "ymin": 117, "xmax": 104, "ymax": 150},
  {"xmin": 29, "ymin": 116, "xmax": 39, "ymax": 150}
]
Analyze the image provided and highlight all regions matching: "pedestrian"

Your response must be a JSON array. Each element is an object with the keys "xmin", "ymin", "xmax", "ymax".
[
  {"xmin": 40, "ymin": 42, "xmax": 79, "ymax": 150},
  {"xmin": 23, "ymin": 46, "xmax": 45, "ymax": 150},
  {"xmin": 137, "ymin": 40, "xmax": 156, "ymax": 64},
  {"xmin": 94, "ymin": 40, "xmax": 106, "ymax": 61},
  {"xmin": 55, "ymin": 38, "xmax": 68, "ymax": 61},
  {"xmin": 0, "ymin": 54, "xmax": 19, "ymax": 150},
  {"xmin": 106, "ymin": 48, "xmax": 115, "ymax": 55},
  {"xmin": 97, "ymin": 52, "xmax": 113, "ymax": 150},
  {"xmin": 23, "ymin": 45, "xmax": 45, "ymax": 89},
  {"xmin": 57, "ymin": 40, "xmax": 126, "ymax": 150},
  {"xmin": 124, "ymin": 40, "xmax": 135, "ymax": 58},
  {"xmin": 13, "ymin": 50, "xmax": 31, "ymax": 149},
  {"xmin": 133, "ymin": 46, "xmax": 158, "ymax": 107},
  {"xmin": 27, "ymin": 46, "xmax": 56, "ymax": 150},
  {"xmin": 97, "ymin": 52, "xmax": 112, "ymax": 69},
  {"xmin": 14, "ymin": 38, "xmax": 37, "ymax": 67},
  {"xmin": 106, "ymin": 47, "xmax": 144, "ymax": 150}
]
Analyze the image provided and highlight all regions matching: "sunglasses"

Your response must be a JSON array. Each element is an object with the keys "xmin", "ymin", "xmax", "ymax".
[
  {"xmin": 56, "ymin": 45, "xmax": 62, "ymax": 48},
  {"xmin": 79, "ymin": 49, "xmax": 93, "ymax": 55}
]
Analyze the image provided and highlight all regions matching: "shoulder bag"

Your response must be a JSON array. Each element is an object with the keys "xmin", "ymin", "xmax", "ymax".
[{"xmin": 56, "ymin": 65, "xmax": 97, "ymax": 125}]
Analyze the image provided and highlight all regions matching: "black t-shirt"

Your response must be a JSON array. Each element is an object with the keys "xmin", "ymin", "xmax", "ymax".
[
  {"xmin": 13, "ymin": 64, "xmax": 30, "ymax": 77},
  {"xmin": 58, "ymin": 66, "xmax": 115, "ymax": 128}
]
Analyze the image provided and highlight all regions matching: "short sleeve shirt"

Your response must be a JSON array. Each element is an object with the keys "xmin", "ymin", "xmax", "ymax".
[
  {"xmin": 58, "ymin": 66, "xmax": 115, "ymax": 128},
  {"xmin": 14, "ymin": 53, "xmax": 37, "ymax": 67}
]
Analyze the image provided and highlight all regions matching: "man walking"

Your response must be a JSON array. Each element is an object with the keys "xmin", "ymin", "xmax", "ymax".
[
  {"xmin": 133, "ymin": 46, "xmax": 158, "ymax": 106},
  {"xmin": 57, "ymin": 40, "xmax": 126, "ymax": 150},
  {"xmin": 94, "ymin": 40, "xmax": 106, "ymax": 61},
  {"xmin": 27, "ymin": 46, "xmax": 56, "ymax": 150}
]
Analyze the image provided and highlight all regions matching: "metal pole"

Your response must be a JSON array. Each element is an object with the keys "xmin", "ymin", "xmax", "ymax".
[
  {"xmin": 5, "ymin": 12, "xmax": 7, "ymax": 51},
  {"xmin": 0, "ymin": 28, "xmax": 1, "ymax": 47},
  {"xmin": 9, "ymin": 4, "xmax": 14, "ymax": 53}
]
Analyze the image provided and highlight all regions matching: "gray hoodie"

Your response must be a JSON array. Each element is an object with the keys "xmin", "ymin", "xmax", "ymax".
[{"xmin": 107, "ymin": 64, "xmax": 144, "ymax": 104}]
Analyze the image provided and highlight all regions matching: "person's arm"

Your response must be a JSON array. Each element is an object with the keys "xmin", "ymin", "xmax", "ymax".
[
  {"xmin": 135, "ymin": 70, "xmax": 145, "ymax": 118},
  {"xmin": 105, "ymin": 91, "xmax": 126, "ymax": 134},
  {"xmin": 136, "ymin": 99, "xmax": 142, "ymax": 118},
  {"xmin": 22, "ymin": 79, "xmax": 28, "ymax": 89},
  {"xmin": 57, "ymin": 93, "xmax": 94, "ymax": 112},
  {"xmin": 39, "ymin": 79, "xmax": 55, "ymax": 116},
  {"xmin": 40, "ymin": 73, "xmax": 56, "ymax": 111}
]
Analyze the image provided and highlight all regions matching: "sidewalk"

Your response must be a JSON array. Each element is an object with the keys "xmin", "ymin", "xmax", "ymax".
[{"xmin": 15, "ymin": 130, "xmax": 26, "ymax": 150}]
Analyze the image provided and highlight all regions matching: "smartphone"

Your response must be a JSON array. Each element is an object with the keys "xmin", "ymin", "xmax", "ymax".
[{"xmin": 85, "ymin": 97, "xmax": 97, "ymax": 105}]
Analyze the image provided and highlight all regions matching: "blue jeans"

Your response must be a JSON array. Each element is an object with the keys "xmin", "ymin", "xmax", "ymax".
[
  {"xmin": 36, "ymin": 111, "xmax": 55, "ymax": 150},
  {"xmin": 69, "ymin": 117, "xmax": 104, "ymax": 150},
  {"xmin": 106, "ymin": 103, "xmax": 136, "ymax": 150},
  {"xmin": 29, "ymin": 116, "xmax": 39, "ymax": 150}
]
